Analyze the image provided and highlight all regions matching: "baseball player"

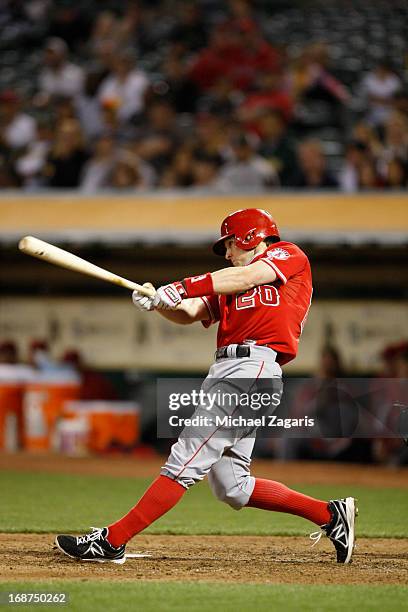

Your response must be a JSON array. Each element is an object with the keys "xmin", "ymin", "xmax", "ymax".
[{"xmin": 56, "ymin": 208, "xmax": 357, "ymax": 565}]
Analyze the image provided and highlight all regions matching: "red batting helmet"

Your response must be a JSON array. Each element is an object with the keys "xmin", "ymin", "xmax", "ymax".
[{"xmin": 213, "ymin": 208, "xmax": 279, "ymax": 256}]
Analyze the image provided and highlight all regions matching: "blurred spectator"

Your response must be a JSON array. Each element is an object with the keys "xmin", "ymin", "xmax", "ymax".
[
  {"xmin": 374, "ymin": 111, "xmax": 408, "ymax": 188},
  {"xmin": 154, "ymin": 58, "xmax": 199, "ymax": 114},
  {"xmin": 169, "ymin": 3, "xmax": 207, "ymax": 52},
  {"xmin": 339, "ymin": 141, "xmax": 370, "ymax": 192},
  {"xmin": 98, "ymin": 51, "xmax": 149, "ymax": 123},
  {"xmin": 232, "ymin": 18, "xmax": 281, "ymax": 88},
  {"xmin": 0, "ymin": 341, "xmax": 19, "ymax": 365},
  {"xmin": 80, "ymin": 136, "xmax": 116, "ymax": 192},
  {"xmin": 44, "ymin": 118, "xmax": 88, "ymax": 188},
  {"xmin": 27, "ymin": 339, "xmax": 74, "ymax": 375},
  {"xmin": 116, "ymin": 3, "xmax": 145, "ymax": 51},
  {"xmin": 191, "ymin": 152, "xmax": 221, "ymax": 188},
  {"xmin": 238, "ymin": 72, "xmax": 293, "ymax": 126},
  {"xmin": 355, "ymin": 158, "xmax": 381, "ymax": 190},
  {"xmin": 1, "ymin": 0, "xmax": 408, "ymax": 195},
  {"xmin": 189, "ymin": 27, "xmax": 243, "ymax": 91},
  {"xmin": 317, "ymin": 345, "xmax": 345, "ymax": 378},
  {"xmin": 159, "ymin": 144, "xmax": 194, "ymax": 187},
  {"xmin": 360, "ymin": 61, "xmax": 402, "ymax": 127},
  {"xmin": 292, "ymin": 139, "xmax": 337, "ymax": 188},
  {"xmin": 395, "ymin": 347, "xmax": 408, "ymax": 379},
  {"xmin": 0, "ymin": 90, "xmax": 36, "ymax": 150},
  {"xmin": 351, "ymin": 121, "xmax": 382, "ymax": 159},
  {"xmin": 89, "ymin": 11, "xmax": 121, "ymax": 57},
  {"xmin": 280, "ymin": 345, "xmax": 369, "ymax": 462},
  {"xmin": 89, "ymin": 6, "xmax": 144, "ymax": 64},
  {"xmin": 75, "ymin": 72, "xmax": 105, "ymax": 141},
  {"xmin": 225, "ymin": 0, "xmax": 256, "ymax": 28},
  {"xmin": 134, "ymin": 100, "xmax": 181, "ymax": 174},
  {"xmin": 24, "ymin": 0, "xmax": 51, "ymax": 22},
  {"xmin": 379, "ymin": 341, "xmax": 408, "ymax": 377},
  {"xmin": 372, "ymin": 344, "xmax": 408, "ymax": 466},
  {"xmin": 392, "ymin": 89, "xmax": 408, "ymax": 119},
  {"xmin": 257, "ymin": 110, "xmax": 297, "ymax": 186},
  {"xmin": 216, "ymin": 133, "xmax": 277, "ymax": 191},
  {"xmin": 190, "ymin": 19, "xmax": 280, "ymax": 93},
  {"xmin": 339, "ymin": 141, "xmax": 383, "ymax": 192},
  {"xmin": 39, "ymin": 37, "xmax": 85, "ymax": 100},
  {"xmin": 98, "ymin": 98, "xmax": 137, "ymax": 143},
  {"xmin": 289, "ymin": 43, "xmax": 350, "ymax": 106},
  {"xmin": 200, "ymin": 77, "xmax": 239, "ymax": 118},
  {"xmin": 108, "ymin": 151, "xmax": 154, "ymax": 190},
  {"xmin": 91, "ymin": 38, "xmax": 117, "ymax": 79},
  {"xmin": 46, "ymin": 4, "xmax": 91, "ymax": 48},
  {"xmin": 0, "ymin": 160, "xmax": 18, "ymax": 187},
  {"xmin": 27, "ymin": 339, "xmax": 50, "ymax": 368},
  {"xmin": 15, "ymin": 120, "xmax": 53, "ymax": 189},
  {"xmin": 61, "ymin": 349, "xmax": 118, "ymax": 400},
  {"xmin": 192, "ymin": 114, "xmax": 230, "ymax": 162},
  {"xmin": 53, "ymin": 95, "xmax": 77, "ymax": 124},
  {"xmin": 382, "ymin": 157, "xmax": 408, "ymax": 189},
  {"xmin": 380, "ymin": 112, "xmax": 408, "ymax": 165}
]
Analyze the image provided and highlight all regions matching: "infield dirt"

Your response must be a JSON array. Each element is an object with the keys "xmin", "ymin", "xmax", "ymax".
[{"xmin": 1, "ymin": 534, "xmax": 407, "ymax": 585}]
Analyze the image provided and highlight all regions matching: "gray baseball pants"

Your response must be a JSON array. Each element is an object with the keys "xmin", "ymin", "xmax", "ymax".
[{"xmin": 161, "ymin": 345, "xmax": 282, "ymax": 510}]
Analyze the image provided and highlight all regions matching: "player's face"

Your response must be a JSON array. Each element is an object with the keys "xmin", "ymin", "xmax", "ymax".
[{"xmin": 224, "ymin": 237, "xmax": 253, "ymax": 267}]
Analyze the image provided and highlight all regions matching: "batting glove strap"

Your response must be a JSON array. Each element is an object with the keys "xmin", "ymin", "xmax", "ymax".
[
  {"xmin": 182, "ymin": 273, "xmax": 214, "ymax": 298},
  {"xmin": 153, "ymin": 282, "xmax": 186, "ymax": 309}
]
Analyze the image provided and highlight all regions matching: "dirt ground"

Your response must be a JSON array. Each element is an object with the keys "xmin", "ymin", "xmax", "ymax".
[
  {"xmin": 1, "ymin": 453, "xmax": 407, "ymax": 585},
  {"xmin": 1, "ymin": 534, "xmax": 407, "ymax": 585}
]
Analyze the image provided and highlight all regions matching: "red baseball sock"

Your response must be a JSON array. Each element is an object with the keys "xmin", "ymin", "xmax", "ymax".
[
  {"xmin": 247, "ymin": 478, "xmax": 331, "ymax": 526},
  {"xmin": 107, "ymin": 475, "xmax": 186, "ymax": 548}
]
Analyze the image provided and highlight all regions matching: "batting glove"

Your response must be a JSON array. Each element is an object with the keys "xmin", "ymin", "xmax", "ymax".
[
  {"xmin": 132, "ymin": 283, "xmax": 155, "ymax": 312},
  {"xmin": 153, "ymin": 282, "xmax": 186, "ymax": 310}
]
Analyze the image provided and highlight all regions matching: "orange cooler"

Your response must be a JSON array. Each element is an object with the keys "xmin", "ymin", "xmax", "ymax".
[
  {"xmin": 63, "ymin": 401, "xmax": 140, "ymax": 452},
  {"xmin": 0, "ymin": 365, "xmax": 36, "ymax": 451},
  {"xmin": 23, "ymin": 375, "xmax": 80, "ymax": 451}
]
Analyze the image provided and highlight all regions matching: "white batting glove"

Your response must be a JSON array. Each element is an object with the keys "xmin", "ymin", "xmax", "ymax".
[
  {"xmin": 153, "ymin": 282, "xmax": 185, "ymax": 310},
  {"xmin": 132, "ymin": 283, "xmax": 155, "ymax": 312}
]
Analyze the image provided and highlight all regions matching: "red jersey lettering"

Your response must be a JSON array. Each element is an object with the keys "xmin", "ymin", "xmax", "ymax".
[{"xmin": 201, "ymin": 241, "xmax": 312, "ymax": 366}]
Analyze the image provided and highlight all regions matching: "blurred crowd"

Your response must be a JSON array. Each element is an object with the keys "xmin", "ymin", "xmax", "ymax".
[
  {"xmin": 0, "ymin": 0, "xmax": 407, "ymax": 191},
  {"xmin": 265, "ymin": 341, "xmax": 408, "ymax": 467},
  {"xmin": 0, "ymin": 338, "xmax": 118, "ymax": 400}
]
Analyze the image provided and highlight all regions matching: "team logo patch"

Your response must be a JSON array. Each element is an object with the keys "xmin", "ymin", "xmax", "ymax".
[{"xmin": 267, "ymin": 248, "xmax": 290, "ymax": 260}]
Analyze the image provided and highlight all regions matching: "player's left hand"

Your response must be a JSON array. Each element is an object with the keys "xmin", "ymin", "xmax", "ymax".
[
  {"xmin": 132, "ymin": 282, "xmax": 156, "ymax": 312},
  {"xmin": 153, "ymin": 282, "xmax": 185, "ymax": 310}
]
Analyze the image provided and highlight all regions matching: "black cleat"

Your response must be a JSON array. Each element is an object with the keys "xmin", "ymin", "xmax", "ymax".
[
  {"xmin": 310, "ymin": 497, "xmax": 358, "ymax": 564},
  {"xmin": 55, "ymin": 527, "xmax": 126, "ymax": 564}
]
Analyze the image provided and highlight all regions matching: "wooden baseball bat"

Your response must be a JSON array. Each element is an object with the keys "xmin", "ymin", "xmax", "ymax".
[{"xmin": 18, "ymin": 236, "xmax": 155, "ymax": 297}]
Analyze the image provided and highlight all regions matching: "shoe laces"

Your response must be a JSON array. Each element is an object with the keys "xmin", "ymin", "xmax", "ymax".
[
  {"xmin": 76, "ymin": 527, "xmax": 105, "ymax": 545},
  {"xmin": 309, "ymin": 528, "xmax": 325, "ymax": 548}
]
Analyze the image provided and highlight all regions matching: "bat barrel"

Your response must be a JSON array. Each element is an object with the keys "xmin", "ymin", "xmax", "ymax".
[{"xmin": 18, "ymin": 236, "xmax": 155, "ymax": 298}]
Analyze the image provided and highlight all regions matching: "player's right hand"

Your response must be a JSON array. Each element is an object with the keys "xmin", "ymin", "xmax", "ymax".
[{"xmin": 132, "ymin": 283, "xmax": 155, "ymax": 312}]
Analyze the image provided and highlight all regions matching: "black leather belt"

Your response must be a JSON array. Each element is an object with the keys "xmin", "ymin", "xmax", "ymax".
[{"xmin": 215, "ymin": 345, "xmax": 251, "ymax": 359}]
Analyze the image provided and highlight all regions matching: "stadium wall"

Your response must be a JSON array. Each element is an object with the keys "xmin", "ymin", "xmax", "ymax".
[
  {"xmin": 0, "ymin": 192, "xmax": 407, "ymax": 245},
  {"xmin": 1, "ymin": 296, "xmax": 407, "ymax": 373}
]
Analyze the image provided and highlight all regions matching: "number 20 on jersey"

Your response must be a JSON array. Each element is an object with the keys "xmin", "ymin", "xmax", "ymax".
[{"xmin": 236, "ymin": 285, "xmax": 280, "ymax": 309}]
